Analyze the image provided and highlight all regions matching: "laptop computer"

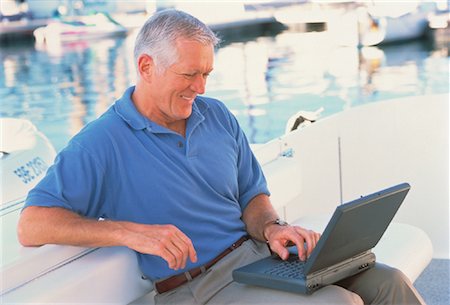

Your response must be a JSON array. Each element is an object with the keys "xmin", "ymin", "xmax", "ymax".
[{"xmin": 233, "ymin": 183, "xmax": 410, "ymax": 294}]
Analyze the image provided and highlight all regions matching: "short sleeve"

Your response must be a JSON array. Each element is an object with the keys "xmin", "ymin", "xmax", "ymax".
[
  {"xmin": 24, "ymin": 140, "xmax": 107, "ymax": 218},
  {"xmin": 221, "ymin": 106, "xmax": 270, "ymax": 209}
]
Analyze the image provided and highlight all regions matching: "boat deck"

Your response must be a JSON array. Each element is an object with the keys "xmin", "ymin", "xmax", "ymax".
[{"xmin": 415, "ymin": 258, "xmax": 450, "ymax": 305}]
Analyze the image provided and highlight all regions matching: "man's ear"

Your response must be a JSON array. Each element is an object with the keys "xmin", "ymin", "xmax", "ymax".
[{"xmin": 137, "ymin": 54, "xmax": 154, "ymax": 82}]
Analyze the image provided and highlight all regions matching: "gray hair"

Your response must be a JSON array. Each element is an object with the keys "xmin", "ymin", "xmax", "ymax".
[{"xmin": 134, "ymin": 9, "xmax": 220, "ymax": 73}]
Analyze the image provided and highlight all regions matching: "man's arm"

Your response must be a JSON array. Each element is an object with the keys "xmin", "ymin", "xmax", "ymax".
[
  {"xmin": 17, "ymin": 206, "xmax": 197, "ymax": 270},
  {"xmin": 242, "ymin": 194, "xmax": 320, "ymax": 261}
]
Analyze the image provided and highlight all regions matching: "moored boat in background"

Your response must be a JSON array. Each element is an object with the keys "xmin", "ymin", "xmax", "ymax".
[{"xmin": 33, "ymin": 12, "xmax": 127, "ymax": 45}]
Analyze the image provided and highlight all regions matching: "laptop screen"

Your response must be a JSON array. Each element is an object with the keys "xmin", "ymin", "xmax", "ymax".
[{"xmin": 304, "ymin": 183, "xmax": 410, "ymax": 274}]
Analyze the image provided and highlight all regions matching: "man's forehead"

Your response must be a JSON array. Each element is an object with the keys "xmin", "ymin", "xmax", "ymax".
[{"xmin": 172, "ymin": 40, "xmax": 214, "ymax": 71}]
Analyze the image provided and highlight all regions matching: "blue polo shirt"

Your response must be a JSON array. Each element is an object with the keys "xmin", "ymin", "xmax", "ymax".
[{"xmin": 25, "ymin": 86, "xmax": 269, "ymax": 280}]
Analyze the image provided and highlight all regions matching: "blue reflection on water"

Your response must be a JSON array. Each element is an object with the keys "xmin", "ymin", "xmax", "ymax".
[{"xmin": 0, "ymin": 29, "xmax": 448, "ymax": 152}]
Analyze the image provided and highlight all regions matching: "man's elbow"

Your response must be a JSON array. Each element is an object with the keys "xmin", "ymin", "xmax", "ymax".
[
  {"xmin": 17, "ymin": 225, "xmax": 35, "ymax": 247},
  {"xmin": 17, "ymin": 225, "xmax": 36, "ymax": 247},
  {"xmin": 17, "ymin": 207, "xmax": 43, "ymax": 247}
]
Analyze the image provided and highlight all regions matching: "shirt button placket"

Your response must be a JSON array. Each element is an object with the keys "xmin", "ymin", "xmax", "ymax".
[{"xmin": 177, "ymin": 140, "xmax": 187, "ymax": 155}]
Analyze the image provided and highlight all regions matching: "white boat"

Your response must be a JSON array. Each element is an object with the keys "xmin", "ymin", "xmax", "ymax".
[
  {"xmin": 359, "ymin": 1, "xmax": 434, "ymax": 46},
  {"xmin": 428, "ymin": 10, "xmax": 450, "ymax": 47},
  {"xmin": 275, "ymin": 2, "xmax": 435, "ymax": 47},
  {"xmin": 1, "ymin": 93, "xmax": 448, "ymax": 304},
  {"xmin": 33, "ymin": 12, "xmax": 127, "ymax": 44},
  {"xmin": 1, "ymin": 118, "xmax": 56, "ymax": 207}
]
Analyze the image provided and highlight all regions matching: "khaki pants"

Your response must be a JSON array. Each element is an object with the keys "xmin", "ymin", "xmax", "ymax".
[{"xmin": 155, "ymin": 239, "xmax": 425, "ymax": 305}]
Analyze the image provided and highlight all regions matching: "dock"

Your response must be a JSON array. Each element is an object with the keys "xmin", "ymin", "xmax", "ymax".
[
  {"xmin": 0, "ymin": 10, "xmax": 280, "ymax": 44},
  {"xmin": 0, "ymin": 18, "xmax": 50, "ymax": 37}
]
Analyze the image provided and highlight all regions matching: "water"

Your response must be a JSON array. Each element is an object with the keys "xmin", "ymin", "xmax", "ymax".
[{"xmin": 1, "ymin": 26, "xmax": 448, "ymax": 152}]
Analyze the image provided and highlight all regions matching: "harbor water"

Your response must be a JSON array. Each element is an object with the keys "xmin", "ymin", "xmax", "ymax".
[{"xmin": 1, "ymin": 26, "xmax": 449, "ymax": 152}]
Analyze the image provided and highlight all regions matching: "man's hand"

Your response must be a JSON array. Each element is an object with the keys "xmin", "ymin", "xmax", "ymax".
[
  {"xmin": 119, "ymin": 223, "xmax": 197, "ymax": 270},
  {"xmin": 241, "ymin": 194, "xmax": 321, "ymax": 262},
  {"xmin": 264, "ymin": 223, "xmax": 321, "ymax": 261}
]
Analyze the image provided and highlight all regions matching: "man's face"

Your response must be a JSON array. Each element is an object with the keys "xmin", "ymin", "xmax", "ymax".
[{"xmin": 149, "ymin": 38, "xmax": 214, "ymax": 125}]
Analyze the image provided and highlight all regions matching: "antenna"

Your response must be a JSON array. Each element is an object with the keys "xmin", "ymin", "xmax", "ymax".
[{"xmin": 338, "ymin": 136, "xmax": 343, "ymax": 205}]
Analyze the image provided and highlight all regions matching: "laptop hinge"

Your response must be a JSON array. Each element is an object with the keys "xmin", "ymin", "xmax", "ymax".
[{"xmin": 306, "ymin": 250, "xmax": 376, "ymax": 289}]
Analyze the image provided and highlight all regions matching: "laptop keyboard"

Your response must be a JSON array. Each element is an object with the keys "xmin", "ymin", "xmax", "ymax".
[{"xmin": 264, "ymin": 256, "xmax": 306, "ymax": 279}]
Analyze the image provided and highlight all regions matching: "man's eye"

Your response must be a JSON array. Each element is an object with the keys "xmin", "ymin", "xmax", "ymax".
[{"xmin": 181, "ymin": 72, "xmax": 210, "ymax": 79}]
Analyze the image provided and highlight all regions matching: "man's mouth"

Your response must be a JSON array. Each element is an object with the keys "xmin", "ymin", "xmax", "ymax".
[{"xmin": 181, "ymin": 95, "xmax": 195, "ymax": 101}]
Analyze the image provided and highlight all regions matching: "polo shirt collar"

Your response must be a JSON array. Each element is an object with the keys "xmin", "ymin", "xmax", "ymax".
[
  {"xmin": 115, "ymin": 86, "xmax": 149, "ymax": 130},
  {"xmin": 115, "ymin": 86, "xmax": 209, "ymax": 133}
]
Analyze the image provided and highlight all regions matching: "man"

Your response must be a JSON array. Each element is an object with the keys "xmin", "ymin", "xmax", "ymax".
[{"xmin": 18, "ymin": 9, "xmax": 425, "ymax": 305}]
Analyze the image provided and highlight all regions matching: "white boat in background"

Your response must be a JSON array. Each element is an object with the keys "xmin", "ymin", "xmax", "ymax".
[
  {"xmin": 33, "ymin": 12, "xmax": 127, "ymax": 44},
  {"xmin": 275, "ymin": 1, "xmax": 436, "ymax": 47},
  {"xmin": 428, "ymin": 10, "xmax": 450, "ymax": 47},
  {"xmin": 359, "ymin": 1, "xmax": 435, "ymax": 46},
  {"xmin": 1, "ymin": 93, "xmax": 448, "ymax": 304}
]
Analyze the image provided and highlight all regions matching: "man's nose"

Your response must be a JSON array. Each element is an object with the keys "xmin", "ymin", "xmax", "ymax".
[{"xmin": 190, "ymin": 74, "xmax": 206, "ymax": 94}]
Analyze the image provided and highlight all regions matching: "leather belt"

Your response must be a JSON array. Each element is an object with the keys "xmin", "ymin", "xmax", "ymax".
[{"xmin": 155, "ymin": 235, "xmax": 250, "ymax": 294}]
